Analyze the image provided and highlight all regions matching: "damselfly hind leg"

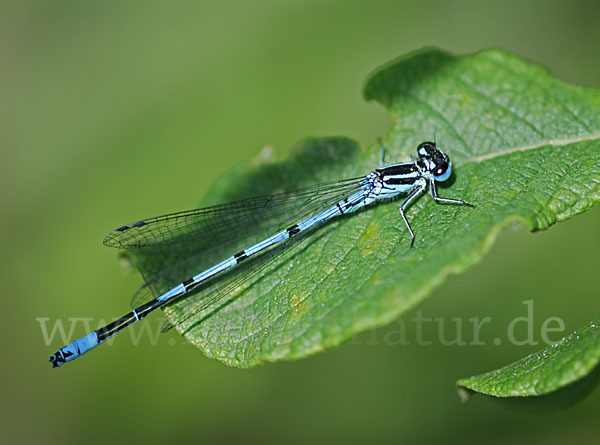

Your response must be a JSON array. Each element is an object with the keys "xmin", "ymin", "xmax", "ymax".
[{"xmin": 398, "ymin": 183, "xmax": 426, "ymax": 248}]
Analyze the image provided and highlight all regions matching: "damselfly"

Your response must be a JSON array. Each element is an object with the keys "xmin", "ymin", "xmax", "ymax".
[{"xmin": 49, "ymin": 141, "xmax": 473, "ymax": 367}]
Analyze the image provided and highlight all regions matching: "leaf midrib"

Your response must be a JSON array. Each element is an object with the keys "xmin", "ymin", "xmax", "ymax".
[{"xmin": 456, "ymin": 132, "xmax": 600, "ymax": 167}]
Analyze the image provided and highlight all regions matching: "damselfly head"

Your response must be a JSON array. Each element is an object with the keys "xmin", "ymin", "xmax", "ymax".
[{"xmin": 417, "ymin": 142, "xmax": 452, "ymax": 182}]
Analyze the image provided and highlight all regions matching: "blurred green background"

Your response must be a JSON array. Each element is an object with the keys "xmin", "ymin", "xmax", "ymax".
[{"xmin": 3, "ymin": 0, "xmax": 599, "ymax": 443}]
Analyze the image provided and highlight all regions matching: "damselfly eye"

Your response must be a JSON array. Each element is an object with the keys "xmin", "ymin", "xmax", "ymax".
[
  {"xmin": 417, "ymin": 142, "xmax": 436, "ymax": 159},
  {"xmin": 433, "ymin": 161, "xmax": 452, "ymax": 182}
]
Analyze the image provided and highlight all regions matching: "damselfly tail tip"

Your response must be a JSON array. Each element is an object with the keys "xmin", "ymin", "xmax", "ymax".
[{"xmin": 49, "ymin": 352, "xmax": 65, "ymax": 368}]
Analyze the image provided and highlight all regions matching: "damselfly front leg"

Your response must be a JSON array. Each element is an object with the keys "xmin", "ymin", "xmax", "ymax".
[{"xmin": 429, "ymin": 177, "xmax": 474, "ymax": 207}]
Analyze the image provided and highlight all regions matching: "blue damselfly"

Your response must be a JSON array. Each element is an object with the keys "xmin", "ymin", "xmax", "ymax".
[{"xmin": 49, "ymin": 142, "xmax": 472, "ymax": 367}]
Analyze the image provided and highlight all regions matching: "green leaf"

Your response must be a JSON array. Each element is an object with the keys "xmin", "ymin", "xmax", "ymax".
[
  {"xmin": 457, "ymin": 318, "xmax": 600, "ymax": 410},
  {"xmin": 130, "ymin": 48, "xmax": 600, "ymax": 367}
]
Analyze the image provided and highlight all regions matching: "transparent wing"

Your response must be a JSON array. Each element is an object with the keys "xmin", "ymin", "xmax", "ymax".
[
  {"xmin": 114, "ymin": 177, "xmax": 365, "ymax": 308},
  {"xmin": 104, "ymin": 178, "xmax": 362, "ymax": 249}
]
